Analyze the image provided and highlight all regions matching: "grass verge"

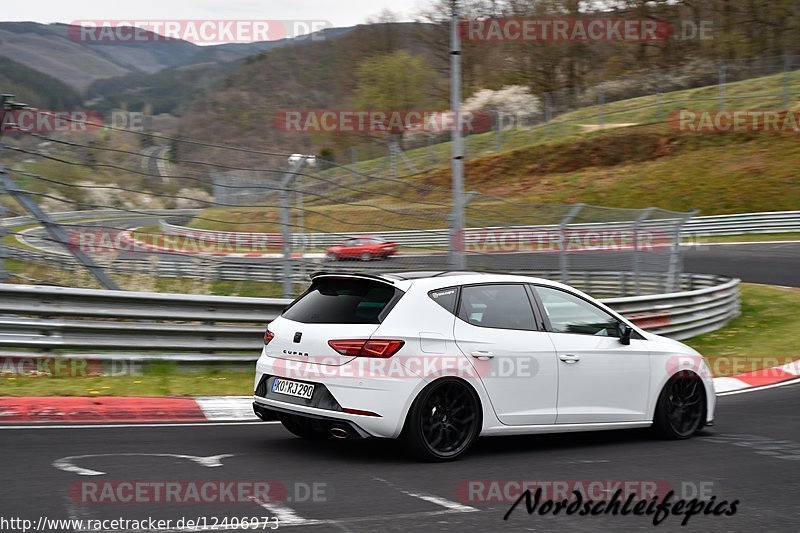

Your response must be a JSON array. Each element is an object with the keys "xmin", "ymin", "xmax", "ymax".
[{"xmin": 686, "ymin": 283, "xmax": 800, "ymax": 376}]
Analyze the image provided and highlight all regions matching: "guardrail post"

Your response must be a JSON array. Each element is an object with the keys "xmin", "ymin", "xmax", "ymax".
[
  {"xmin": 558, "ymin": 204, "xmax": 584, "ymax": 284},
  {"xmin": 717, "ymin": 61, "xmax": 726, "ymax": 110}
]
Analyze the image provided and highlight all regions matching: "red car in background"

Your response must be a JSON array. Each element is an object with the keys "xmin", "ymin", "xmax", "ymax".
[{"xmin": 326, "ymin": 237, "xmax": 397, "ymax": 261}]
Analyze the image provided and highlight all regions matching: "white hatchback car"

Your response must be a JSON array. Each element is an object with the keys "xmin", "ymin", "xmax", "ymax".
[{"xmin": 254, "ymin": 272, "xmax": 715, "ymax": 461}]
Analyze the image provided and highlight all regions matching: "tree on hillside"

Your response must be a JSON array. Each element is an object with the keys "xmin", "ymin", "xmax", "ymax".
[
  {"xmin": 354, "ymin": 50, "xmax": 441, "ymax": 174},
  {"xmin": 355, "ymin": 50, "xmax": 439, "ymax": 111}
]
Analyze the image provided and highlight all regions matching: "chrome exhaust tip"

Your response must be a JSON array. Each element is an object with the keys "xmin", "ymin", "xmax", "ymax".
[{"xmin": 330, "ymin": 426, "xmax": 351, "ymax": 439}]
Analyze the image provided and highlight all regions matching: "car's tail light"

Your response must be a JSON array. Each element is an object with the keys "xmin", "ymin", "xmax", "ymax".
[
  {"xmin": 328, "ymin": 339, "xmax": 404, "ymax": 358},
  {"xmin": 264, "ymin": 329, "xmax": 275, "ymax": 345}
]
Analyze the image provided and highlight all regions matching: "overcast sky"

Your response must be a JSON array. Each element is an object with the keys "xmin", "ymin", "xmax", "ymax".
[{"xmin": 3, "ymin": 0, "xmax": 428, "ymax": 29}]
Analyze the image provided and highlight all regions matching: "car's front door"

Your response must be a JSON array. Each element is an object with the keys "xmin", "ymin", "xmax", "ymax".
[
  {"xmin": 453, "ymin": 284, "xmax": 559, "ymax": 426},
  {"xmin": 532, "ymin": 285, "xmax": 651, "ymax": 424}
]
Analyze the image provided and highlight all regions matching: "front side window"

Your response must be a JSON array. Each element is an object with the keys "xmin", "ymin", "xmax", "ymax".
[
  {"xmin": 458, "ymin": 284, "xmax": 537, "ymax": 330},
  {"xmin": 535, "ymin": 286, "xmax": 620, "ymax": 337}
]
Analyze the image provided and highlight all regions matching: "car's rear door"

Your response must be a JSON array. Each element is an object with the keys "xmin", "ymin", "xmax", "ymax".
[{"xmin": 453, "ymin": 283, "xmax": 559, "ymax": 426}]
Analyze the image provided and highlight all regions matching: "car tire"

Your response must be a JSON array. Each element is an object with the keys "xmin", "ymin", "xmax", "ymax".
[
  {"xmin": 360, "ymin": 252, "xmax": 371, "ymax": 262},
  {"xmin": 401, "ymin": 379, "xmax": 481, "ymax": 462},
  {"xmin": 652, "ymin": 371, "xmax": 706, "ymax": 440},
  {"xmin": 278, "ymin": 413, "xmax": 331, "ymax": 441}
]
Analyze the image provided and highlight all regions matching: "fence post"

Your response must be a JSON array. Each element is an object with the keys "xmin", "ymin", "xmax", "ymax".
[
  {"xmin": 0, "ymin": 165, "xmax": 121, "ymax": 290},
  {"xmin": 544, "ymin": 92, "xmax": 553, "ymax": 139},
  {"xmin": 597, "ymin": 84, "xmax": 605, "ymax": 129},
  {"xmin": 494, "ymin": 109, "xmax": 502, "ymax": 151},
  {"xmin": 558, "ymin": 204, "xmax": 585, "ymax": 284},
  {"xmin": 656, "ymin": 70, "xmax": 664, "ymax": 122},
  {"xmin": 0, "ymin": 173, "xmax": 7, "ymax": 283},
  {"xmin": 717, "ymin": 61, "xmax": 726, "ymax": 110},
  {"xmin": 665, "ymin": 210, "xmax": 697, "ymax": 293},
  {"xmin": 633, "ymin": 208, "xmax": 655, "ymax": 296},
  {"xmin": 280, "ymin": 158, "xmax": 308, "ymax": 298},
  {"xmin": 783, "ymin": 55, "xmax": 792, "ymax": 109}
]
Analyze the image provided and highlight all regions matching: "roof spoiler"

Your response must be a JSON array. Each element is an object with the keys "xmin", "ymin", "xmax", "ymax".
[{"xmin": 309, "ymin": 271, "xmax": 397, "ymax": 285}]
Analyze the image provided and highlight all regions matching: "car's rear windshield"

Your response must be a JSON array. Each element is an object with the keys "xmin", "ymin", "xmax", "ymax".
[{"xmin": 282, "ymin": 278, "xmax": 402, "ymax": 324}]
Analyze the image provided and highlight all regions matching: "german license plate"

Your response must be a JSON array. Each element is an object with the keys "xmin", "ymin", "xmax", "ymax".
[{"xmin": 271, "ymin": 378, "xmax": 314, "ymax": 399}]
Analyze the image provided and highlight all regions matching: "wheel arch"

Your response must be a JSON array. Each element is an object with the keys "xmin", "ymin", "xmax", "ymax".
[{"xmin": 398, "ymin": 375, "xmax": 485, "ymax": 437}]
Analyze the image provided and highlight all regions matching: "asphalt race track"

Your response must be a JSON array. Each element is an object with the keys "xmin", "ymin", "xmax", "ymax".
[
  {"xmin": 19, "ymin": 218, "xmax": 800, "ymax": 287},
  {"xmin": 1, "ymin": 383, "xmax": 799, "ymax": 532},
  {"xmin": 684, "ymin": 242, "xmax": 800, "ymax": 287}
]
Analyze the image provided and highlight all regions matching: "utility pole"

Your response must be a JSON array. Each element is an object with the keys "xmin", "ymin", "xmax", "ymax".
[{"xmin": 449, "ymin": 0, "xmax": 466, "ymax": 270}]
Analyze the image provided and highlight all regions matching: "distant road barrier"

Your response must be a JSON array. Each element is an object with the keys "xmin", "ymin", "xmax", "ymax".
[{"xmin": 156, "ymin": 210, "xmax": 800, "ymax": 249}]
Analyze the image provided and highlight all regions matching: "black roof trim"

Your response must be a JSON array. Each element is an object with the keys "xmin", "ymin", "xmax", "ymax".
[{"xmin": 310, "ymin": 270, "xmax": 487, "ymax": 282}]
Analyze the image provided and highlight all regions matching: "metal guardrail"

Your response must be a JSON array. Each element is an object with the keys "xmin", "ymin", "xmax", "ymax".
[
  {"xmin": 158, "ymin": 210, "xmax": 800, "ymax": 248},
  {"xmin": 2, "ymin": 246, "xmax": 679, "ymax": 295},
  {"xmin": 604, "ymin": 275, "xmax": 741, "ymax": 340},
  {"xmin": 684, "ymin": 211, "xmax": 800, "ymax": 236},
  {"xmin": 0, "ymin": 274, "xmax": 739, "ymax": 359}
]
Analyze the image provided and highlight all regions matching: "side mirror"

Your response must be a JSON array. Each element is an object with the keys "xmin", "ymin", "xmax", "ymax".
[{"xmin": 617, "ymin": 322, "xmax": 632, "ymax": 345}]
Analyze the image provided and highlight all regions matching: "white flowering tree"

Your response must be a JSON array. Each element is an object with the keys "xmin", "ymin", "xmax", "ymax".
[{"xmin": 463, "ymin": 85, "xmax": 542, "ymax": 129}]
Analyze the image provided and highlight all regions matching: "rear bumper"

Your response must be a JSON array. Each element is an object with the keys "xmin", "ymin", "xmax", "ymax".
[
  {"xmin": 252, "ymin": 401, "xmax": 371, "ymax": 438},
  {"xmin": 254, "ymin": 352, "xmax": 426, "ymax": 438}
]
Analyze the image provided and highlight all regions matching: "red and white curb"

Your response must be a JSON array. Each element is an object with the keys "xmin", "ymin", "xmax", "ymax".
[
  {"xmin": 0, "ymin": 396, "xmax": 258, "ymax": 424},
  {"xmin": 713, "ymin": 360, "xmax": 800, "ymax": 394},
  {"xmin": 1, "ymin": 362, "xmax": 798, "ymax": 424}
]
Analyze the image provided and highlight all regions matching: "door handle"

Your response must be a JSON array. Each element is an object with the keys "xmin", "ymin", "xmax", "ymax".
[
  {"xmin": 559, "ymin": 354, "xmax": 581, "ymax": 364},
  {"xmin": 470, "ymin": 350, "xmax": 494, "ymax": 360}
]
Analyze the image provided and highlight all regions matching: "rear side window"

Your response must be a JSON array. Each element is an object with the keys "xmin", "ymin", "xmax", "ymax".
[
  {"xmin": 282, "ymin": 278, "xmax": 401, "ymax": 324},
  {"xmin": 428, "ymin": 287, "xmax": 458, "ymax": 314},
  {"xmin": 458, "ymin": 284, "xmax": 537, "ymax": 330}
]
